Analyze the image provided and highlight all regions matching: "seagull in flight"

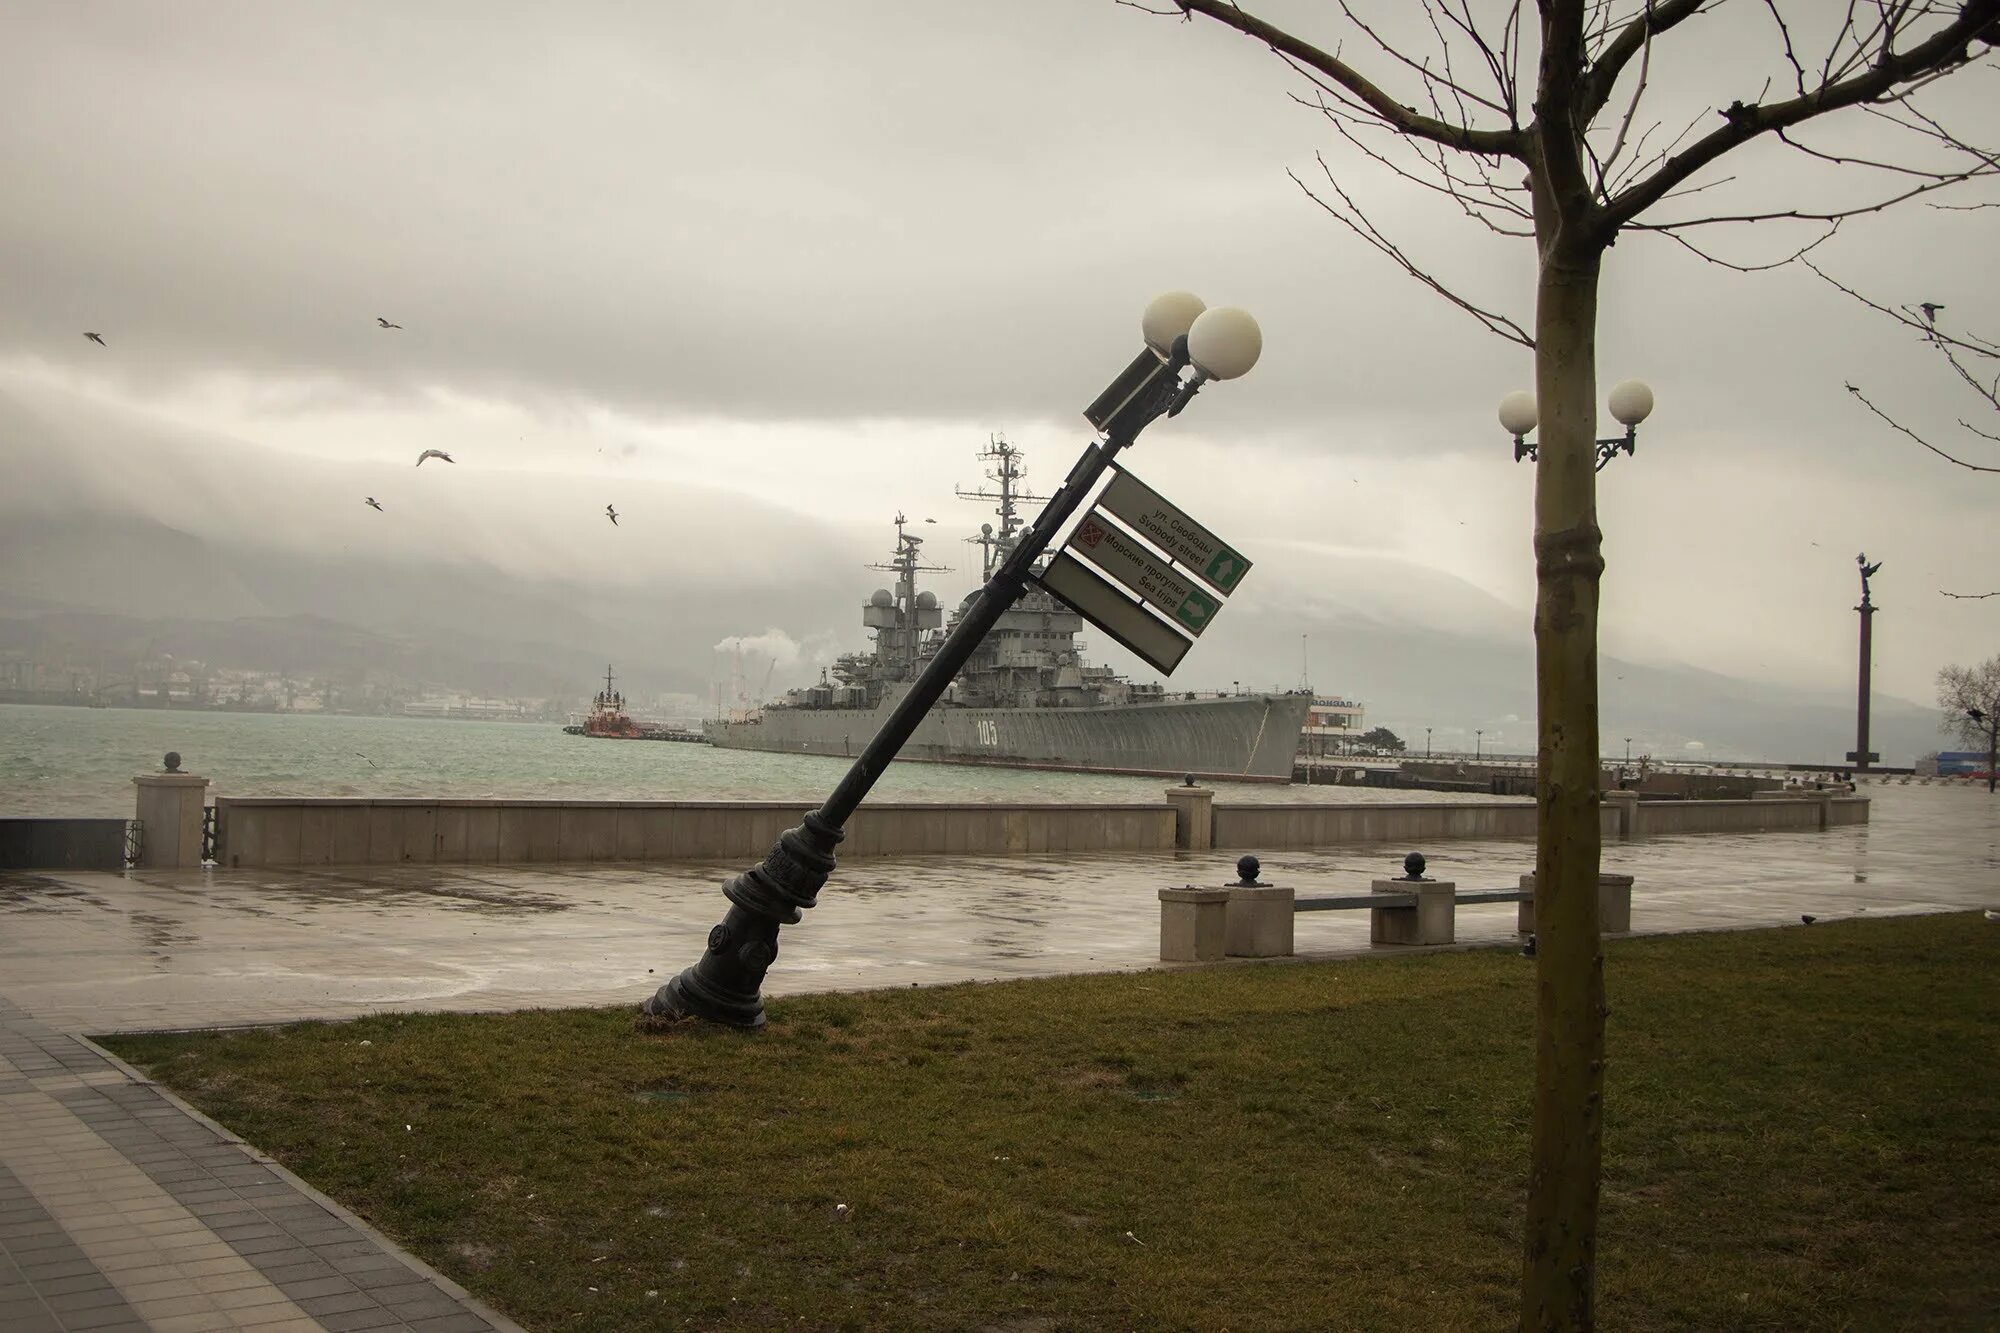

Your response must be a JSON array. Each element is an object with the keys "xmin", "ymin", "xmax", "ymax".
[
  {"xmin": 376, "ymin": 317, "xmax": 402, "ymax": 329},
  {"xmin": 415, "ymin": 449, "xmax": 454, "ymax": 466},
  {"xmin": 83, "ymin": 332, "xmax": 106, "ymax": 346},
  {"xmin": 1918, "ymin": 302, "xmax": 1944, "ymax": 323},
  {"xmin": 364, "ymin": 497, "xmax": 383, "ymax": 512},
  {"xmin": 605, "ymin": 504, "xmax": 619, "ymax": 527}
]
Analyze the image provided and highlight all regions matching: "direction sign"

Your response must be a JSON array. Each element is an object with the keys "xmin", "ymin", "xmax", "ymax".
[
  {"xmin": 1097, "ymin": 468, "xmax": 1252, "ymax": 595},
  {"xmin": 1035, "ymin": 554, "xmax": 1192, "ymax": 676},
  {"xmin": 1066, "ymin": 512, "xmax": 1221, "ymax": 639}
]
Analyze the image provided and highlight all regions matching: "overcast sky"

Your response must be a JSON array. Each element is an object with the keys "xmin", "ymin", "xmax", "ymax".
[{"xmin": 3, "ymin": 1, "xmax": 1996, "ymax": 719}]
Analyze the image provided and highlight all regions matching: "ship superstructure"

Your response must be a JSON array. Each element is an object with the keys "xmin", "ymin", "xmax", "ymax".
[{"xmin": 705, "ymin": 440, "xmax": 1312, "ymax": 780}]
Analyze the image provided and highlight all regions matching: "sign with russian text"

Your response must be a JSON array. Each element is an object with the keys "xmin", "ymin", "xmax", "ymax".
[
  {"xmin": 1035, "ymin": 554, "xmax": 1193, "ymax": 675},
  {"xmin": 1067, "ymin": 512, "xmax": 1222, "ymax": 639},
  {"xmin": 1097, "ymin": 467, "xmax": 1251, "ymax": 595}
]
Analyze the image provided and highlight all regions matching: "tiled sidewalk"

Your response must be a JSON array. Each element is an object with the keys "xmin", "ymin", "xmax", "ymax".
[{"xmin": 0, "ymin": 998, "xmax": 517, "ymax": 1332}]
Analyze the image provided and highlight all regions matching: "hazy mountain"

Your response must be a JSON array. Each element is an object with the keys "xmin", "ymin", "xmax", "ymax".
[{"xmin": 1, "ymin": 380, "xmax": 1947, "ymax": 762}]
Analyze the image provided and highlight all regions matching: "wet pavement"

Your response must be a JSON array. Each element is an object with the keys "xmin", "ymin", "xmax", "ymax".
[
  {"xmin": 0, "ymin": 782, "xmax": 1993, "ymax": 1331},
  {"xmin": 1, "ymin": 784, "xmax": 1993, "ymax": 1035}
]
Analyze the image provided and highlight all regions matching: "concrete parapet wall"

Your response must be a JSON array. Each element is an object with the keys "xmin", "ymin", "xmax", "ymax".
[
  {"xmin": 207, "ymin": 791, "xmax": 1872, "ymax": 868},
  {"xmin": 0, "ymin": 818, "xmax": 129, "ymax": 871},
  {"xmin": 1637, "ymin": 798, "xmax": 1820, "ymax": 835},
  {"xmin": 1210, "ymin": 802, "xmax": 1618, "ymax": 848},
  {"xmin": 212, "ymin": 798, "xmax": 1176, "ymax": 868}
]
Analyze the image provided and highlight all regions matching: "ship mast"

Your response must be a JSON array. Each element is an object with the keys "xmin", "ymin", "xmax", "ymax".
[
  {"xmin": 866, "ymin": 513, "xmax": 950, "ymax": 676},
  {"xmin": 956, "ymin": 435, "xmax": 1049, "ymax": 579}
]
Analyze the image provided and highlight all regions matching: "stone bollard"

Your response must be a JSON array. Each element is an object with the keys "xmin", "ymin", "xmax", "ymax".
[
  {"xmin": 1370, "ymin": 879, "xmax": 1455, "ymax": 946},
  {"xmin": 1517, "ymin": 872, "xmax": 1634, "ymax": 935},
  {"xmin": 1164, "ymin": 778, "xmax": 1214, "ymax": 851},
  {"xmin": 1158, "ymin": 887, "xmax": 1231, "ymax": 962},
  {"xmin": 132, "ymin": 752, "xmax": 209, "ymax": 870},
  {"xmin": 1602, "ymin": 789, "xmax": 1640, "ymax": 840}
]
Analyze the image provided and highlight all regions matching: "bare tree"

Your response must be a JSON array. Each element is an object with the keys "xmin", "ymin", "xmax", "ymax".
[
  {"xmin": 1133, "ymin": 3, "xmax": 2000, "ymax": 1328},
  {"xmin": 1937, "ymin": 654, "xmax": 2000, "ymax": 791}
]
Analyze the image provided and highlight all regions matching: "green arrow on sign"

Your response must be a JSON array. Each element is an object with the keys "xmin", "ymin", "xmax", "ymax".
[
  {"xmin": 1176, "ymin": 587, "xmax": 1220, "ymax": 632},
  {"xmin": 1202, "ymin": 547, "xmax": 1248, "ymax": 594}
]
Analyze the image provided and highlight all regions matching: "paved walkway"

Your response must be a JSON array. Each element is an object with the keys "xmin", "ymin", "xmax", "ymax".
[{"xmin": 0, "ymin": 783, "xmax": 1993, "ymax": 1330}]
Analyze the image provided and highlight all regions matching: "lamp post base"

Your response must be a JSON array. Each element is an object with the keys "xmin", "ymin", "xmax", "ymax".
[{"xmin": 642, "ymin": 812, "xmax": 843, "ymax": 1030}]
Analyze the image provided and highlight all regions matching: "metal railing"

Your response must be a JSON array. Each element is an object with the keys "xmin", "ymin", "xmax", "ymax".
[
  {"xmin": 201, "ymin": 805, "xmax": 217, "ymax": 863},
  {"xmin": 124, "ymin": 819, "xmax": 144, "ymax": 867}
]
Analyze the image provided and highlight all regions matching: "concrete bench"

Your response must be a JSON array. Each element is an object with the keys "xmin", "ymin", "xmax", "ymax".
[
  {"xmin": 1289, "ymin": 879, "xmax": 1460, "ymax": 946},
  {"xmin": 1161, "ymin": 863, "xmax": 1638, "ymax": 962}
]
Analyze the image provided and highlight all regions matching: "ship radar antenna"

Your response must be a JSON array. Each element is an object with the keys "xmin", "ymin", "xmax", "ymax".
[
  {"xmin": 866, "ymin": 512, "xmax": 951, "ymax": 676},
  {"xmin": 957, "ymin": 434, "xmax": 1050, "ymax": 579}
]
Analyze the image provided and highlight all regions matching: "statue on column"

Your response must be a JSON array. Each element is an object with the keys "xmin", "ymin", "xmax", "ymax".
[{"xmin": 1856, "ymin": 553, "xmax": 1882, "ymax": 606}]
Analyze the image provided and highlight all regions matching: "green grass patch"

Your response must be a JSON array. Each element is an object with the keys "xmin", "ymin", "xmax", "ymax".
[{"xmin": 107, "ymin": 915, "xmax": 2000, "ymax": 1331}]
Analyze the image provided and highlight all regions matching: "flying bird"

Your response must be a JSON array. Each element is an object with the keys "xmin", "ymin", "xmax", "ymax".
[
  {"xmin": 364, "ymin": 497, "xmax": 383, "ymax": 511},
  {"xmin": 83, "ymin": 332, "xmax": 106, "ymax": 346},
  {"xmin": 415, "ymin": 449, "xmax": 454, "ymax": 467},
  {"xmin": 1918, "ymin": 302, "xmax": 1944, "ymax": 323},
  {"xmin": 376, "ymin": 317, "xmax": 402, "ymax": 329},
  {"xmin": 605, "ymin": 504, "xmax": 619, "ymax": 527}
]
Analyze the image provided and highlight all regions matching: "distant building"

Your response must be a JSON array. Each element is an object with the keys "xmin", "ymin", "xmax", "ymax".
[
  {"xmin": 1934, "ymin": 751, "xmax": 1992, "ymax": 776},
  {"xmin": 1301, "ymin": 695, "xmax": 1365, "ymax": 757},
  {"xmin": 403, "ymin": 696, "xmax": 529, "ymax": 721}
]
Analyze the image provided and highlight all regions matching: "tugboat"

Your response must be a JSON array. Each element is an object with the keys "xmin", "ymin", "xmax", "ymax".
[
  {"xmin": 704, "ymin": 438, "xmax": 1313, "ymax": 781},
  {"xmin": 564, "ymin": 666, "xmax": 644, "ymax": 739}
]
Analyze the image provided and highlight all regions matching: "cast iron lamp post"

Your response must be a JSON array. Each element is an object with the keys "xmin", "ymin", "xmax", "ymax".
[
  {"xmin": 1475, "ymin": 729, "xmax": 1484, "ymax": 759},
  {"xmin": 1499, "ymin": 380, "xmax": 1656, "ymax": 470},
  {"xmin": 644, "ymin": 293, "xmax": 1264, "ymax": 1027}
]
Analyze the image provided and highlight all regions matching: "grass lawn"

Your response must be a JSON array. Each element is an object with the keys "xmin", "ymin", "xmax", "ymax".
[{"xmin": 106, "ymin": 914, "xmax": 1999, "ymax": 1331}]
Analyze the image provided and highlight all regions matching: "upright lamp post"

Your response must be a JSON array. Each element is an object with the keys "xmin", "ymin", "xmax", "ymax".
[
  {"xmin": 1476, "ymin": 729, "xmax": 1484, "ymax": 760},
  {"xmin": 1425, "ymin": 726, "xmax": 1432, "ymax": 758},
  {"xmin": 645, "ymin": 293, "xmax": 1265, "ymax": 1027}
]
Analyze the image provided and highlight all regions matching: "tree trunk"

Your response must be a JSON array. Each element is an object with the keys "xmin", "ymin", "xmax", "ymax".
[{"xmin": 1521, "ymin": 245, "xmax": 1607, "ymax": 1332}]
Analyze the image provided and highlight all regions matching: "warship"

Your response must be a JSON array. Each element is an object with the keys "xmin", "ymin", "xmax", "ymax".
[{"xmin": 704, "ymin": 440, "xmax": 1311, "ymax": 781}]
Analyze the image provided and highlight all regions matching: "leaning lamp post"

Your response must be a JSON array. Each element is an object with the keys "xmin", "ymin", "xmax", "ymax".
[
  {"xmin": 1499, "ymin": 379, "xmax": 1655, "ymax": 470},
  {"xmin": 644, "ymin": 293, "xmax": 1263, "ymax": 1027}
]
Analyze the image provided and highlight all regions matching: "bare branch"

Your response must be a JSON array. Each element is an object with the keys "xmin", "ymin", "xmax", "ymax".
[
  {"xmin": 1805, "ymin": 259, "xmax": 2000, "ymax": 361},
  {"xmin": 1627, "ymin": 163, "xmax": 2000, "ymax": 231},
  {"xmin": 1580, "ymin": 0, "xmax": 1713, "ymax": 120},
  {"xmin": 1844, "ymin": 381, "xmax": 2000, "ymax": 473},
  {"xmin": 1651, "ymin": 220, "xmax": 1840, "ymax": 271},
  {"xmin": 1171, "ymin": 0, "xmax": 1523, "ymax": 155},
  {"xmin": 1599, "ymin": 2, "xmax": 2000, "ymax": 235},
  {"xmin": 1942, "ymin": 589, "xmax": 2000, "ymax": 599},
  {"xmin": 1290, "ymin": 161, "xmax": 1535, "ymax": 347}
]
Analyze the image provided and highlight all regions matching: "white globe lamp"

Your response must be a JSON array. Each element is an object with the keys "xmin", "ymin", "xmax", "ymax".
[
  {"xmin": 1497, "ymin": 390, "xmax": 1538, "ymax": 437},
  {"xmin": 1186, "ymin": 307, "xmax": 1262, "ymax": 380},
  {"xmin": 1141, "ymin": 292, "xmax": 1207, "ymax": 358},
  {"xmin": 1608, "ymin": 379, "xmax": 1655, "ymax": 427}
]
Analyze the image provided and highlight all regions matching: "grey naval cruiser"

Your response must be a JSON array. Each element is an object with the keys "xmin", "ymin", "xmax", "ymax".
[{"xmin": 704, "ymin": 439, "xmax": 1312, "ymax": 781}]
